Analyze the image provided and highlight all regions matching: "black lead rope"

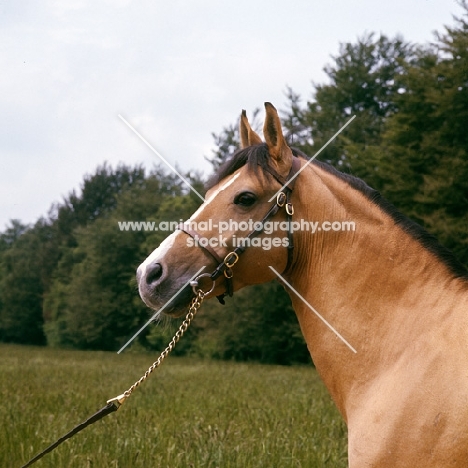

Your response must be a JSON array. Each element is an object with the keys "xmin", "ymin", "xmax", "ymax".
[
  {"xmin": 21, "ymin": 401, "xmax": 119, "ymax": 468},
  {"xmin": 21, "ymin": 291, "xmax": 205, "ymax": 468}
]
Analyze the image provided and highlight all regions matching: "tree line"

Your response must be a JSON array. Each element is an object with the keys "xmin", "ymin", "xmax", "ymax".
[{"xmin": 0, "ymin": 6, "xmax": 466, "ymax": 364}]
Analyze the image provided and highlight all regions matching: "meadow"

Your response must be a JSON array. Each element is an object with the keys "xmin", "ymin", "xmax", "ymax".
[{"xmin": 1, "ymin": 344, "xmax": 347, "ymax": 467}]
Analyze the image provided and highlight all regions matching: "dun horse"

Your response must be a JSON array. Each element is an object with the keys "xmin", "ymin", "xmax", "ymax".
[{"xmin": 137, "ymin": 103, "xmax": 468, "ymax": 467}]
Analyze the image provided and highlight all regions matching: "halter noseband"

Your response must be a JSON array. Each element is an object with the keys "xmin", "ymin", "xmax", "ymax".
[{"xmin": 178, "ymin": 155, "xmax": 301, "ymax": 304}]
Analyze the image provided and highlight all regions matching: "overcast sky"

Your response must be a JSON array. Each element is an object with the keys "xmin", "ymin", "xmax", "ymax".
[{"xmin": 0, "ymin": 0, "xmax": 463, "ymax": 231}]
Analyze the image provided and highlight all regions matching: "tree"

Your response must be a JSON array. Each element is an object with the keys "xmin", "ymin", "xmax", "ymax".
[
  {"xmin": 52, "ymin": 163, "xmax": 147, "ymax": 247},
  {"xmin": 0, "ymin": 220, "xmax": 29, "ymax": 252},
  {"xmin": 0, "ymin": 221, "xmax": 50, "ymax": 344},
  {"xmin": 186, "ymin": 281, "xmax": 310, "ymax": 365},
  {"xmin": 283, "ymin": 34, "xmax": 413, "ymax": 174},
  {"xmin": 379, "ymin": 5, "xmax": 468, "ymax": 265},
  {"xmin": 44, "ymin": 168, "xmax": 203, "ymax": 350},
  {"xmin": 281, "ymin": 13, "xmax": 467, "ymax": 266}
]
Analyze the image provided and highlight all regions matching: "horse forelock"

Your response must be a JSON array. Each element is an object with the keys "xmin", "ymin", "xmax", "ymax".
[
  {"xmin": 206, "ymin": 144, "xmax": 308, "ymax": 190},
  {"xmin": 206, "ymin": 144, "xmax": 269, "ymax": 190}
]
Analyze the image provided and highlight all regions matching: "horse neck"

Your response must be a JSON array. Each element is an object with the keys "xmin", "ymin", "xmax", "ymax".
[{"xmin": 286, "ymin": 163, "xmax": 468, "ymax": 418}]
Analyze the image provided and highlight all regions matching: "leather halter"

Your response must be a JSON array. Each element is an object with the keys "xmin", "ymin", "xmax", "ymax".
[{"xmin": 178, "ymin": 155, "xmax": 301, "ymax": 304}]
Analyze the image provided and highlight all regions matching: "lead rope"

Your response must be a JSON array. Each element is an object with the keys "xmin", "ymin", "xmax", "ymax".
[{"xmin": 21, "ymin": 290, "xmax": 205, "ymax": 468}]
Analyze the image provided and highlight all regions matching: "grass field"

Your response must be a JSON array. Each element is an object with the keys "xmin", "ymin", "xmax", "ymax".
[{"xmin": 1, "ymin": 344, "xmax": 347, "ymax": 467}]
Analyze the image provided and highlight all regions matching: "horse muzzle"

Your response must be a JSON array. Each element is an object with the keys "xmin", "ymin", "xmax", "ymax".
[{"xmin": 136, "ymin": 259, "xmax": 193, "ymax": 316}]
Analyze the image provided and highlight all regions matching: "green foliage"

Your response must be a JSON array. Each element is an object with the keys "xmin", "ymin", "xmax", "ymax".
[
  {"xmin": 0, "ymin": 219, "xmax": 28, "ymax": 252},
  {"xmin": 53, "ymin": 163, "xmax": 147, "ymax": 237},
  {"xmin": 192, "ymin": 282, "xmax": 310, "ymax": 365},
  {"xmin": 279, "ymin": 11, "xmax": 468, "ymax": 267},
  {"xmin": 44, "ymin": 169, "xmax": 201, "ymax": 350},
  {"xmin": 1, "ymin": 345, "xmax": 347, "ymax": 468},
  {"xmin": 44, "ymin": 218, "xmax": 144, "ymax": 350},
  {"xmin": 283, "ymin": 33, "xmax": 414, "ymax": 171},
  {"xmin": 143, "ymin": 281, "xmax": 310, "ymax": 365},
  {"xmin": 377, "ymin": 8, "xmax": 468, "ymax": 265},
  {"xmin": 0, "ymin": 220, "xmax": 53, "ymax": 345}
]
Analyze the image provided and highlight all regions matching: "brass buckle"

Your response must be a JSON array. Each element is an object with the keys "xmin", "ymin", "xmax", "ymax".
[
  {"xmin": 224, "ymin": 251, "xmax": 239, "ymax": 268},
  {"xmin": 276, "ymin": 192, "xmax": 286, "ymax": 207},
  {"xmin": 286, "ymin": 203, "xmax": 294, "ymax": 215}
]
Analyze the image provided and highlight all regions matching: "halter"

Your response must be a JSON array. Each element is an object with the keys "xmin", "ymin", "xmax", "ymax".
[{"xmin": 178, "ymin": 155, "xmax": 301, "ymax": 304}]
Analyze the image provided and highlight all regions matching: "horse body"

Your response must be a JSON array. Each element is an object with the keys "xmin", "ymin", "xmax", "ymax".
[
  {"xmin": 288, "ymin": 162, "xmax": 468, "ymax": 466},
  {"xmin": 137, "ymin": 103, "xmax": 468, "ymax": 467}
]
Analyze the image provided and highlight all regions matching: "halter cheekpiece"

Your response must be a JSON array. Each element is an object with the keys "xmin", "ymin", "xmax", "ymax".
[{"xmin": 178, "ymin": 154, "xmax": 301, "ymax": 304}]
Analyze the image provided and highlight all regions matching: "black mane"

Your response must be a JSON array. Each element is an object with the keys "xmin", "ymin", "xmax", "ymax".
[{"xmin": 206, "ymin": 145, "xmax": 468, "ymax": 279}]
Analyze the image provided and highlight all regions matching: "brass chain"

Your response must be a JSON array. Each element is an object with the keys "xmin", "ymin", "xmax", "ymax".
[
  {"xmin": 107, "ymin": 290, "xmax": 205, "ymax": 408},
  {"xmin": 20, "ymin": 291, "xmax": 206, "ymax": 468}
]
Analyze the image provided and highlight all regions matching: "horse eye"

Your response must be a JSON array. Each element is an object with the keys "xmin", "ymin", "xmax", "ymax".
[{"xmin": 234, "ymin": 192, "xmax": 257, "ymax": 207}]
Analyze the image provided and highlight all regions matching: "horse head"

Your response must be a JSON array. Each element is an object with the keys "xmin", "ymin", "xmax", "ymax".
[{"xmin": 136, "ymin": 102, "xmax": 301, "ymax": 316}]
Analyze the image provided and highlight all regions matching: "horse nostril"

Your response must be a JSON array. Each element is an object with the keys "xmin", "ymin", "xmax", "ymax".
[{"xmin": 146, "ymin": 262, "xmax": 163, "ymax": 286}]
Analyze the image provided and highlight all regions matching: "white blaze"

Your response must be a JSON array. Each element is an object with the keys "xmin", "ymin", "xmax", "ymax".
[
  {"xmin": 189, "ymin": 172, "xmax": 240, "ymax": 221},
  {"xmin": 138, "ymin": 230, "xmax": 181, "ymax": 278},
  {"xmin": 138, "ymin": 171, "xmax": 241, "ymax": 279}
]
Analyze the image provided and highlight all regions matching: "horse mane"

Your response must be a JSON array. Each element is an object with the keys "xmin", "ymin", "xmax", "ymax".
[
  {"xmin": 312, "ymin": 158, "xmax": 468, "ymax": 280},
  {"xmin": 206, "ymin": 144, "xmax": 468, "ymax": 280}
]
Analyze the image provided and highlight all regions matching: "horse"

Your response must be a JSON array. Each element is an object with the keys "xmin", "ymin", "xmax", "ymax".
[{"xmin": 136, "ymin": 102, "xmax": 468, "ymax": 467}]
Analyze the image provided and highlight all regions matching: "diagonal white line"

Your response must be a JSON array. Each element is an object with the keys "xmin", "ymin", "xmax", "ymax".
[
  {"xmin": 117, "ymin": 266, "xmax": 206, "ymax": 354},
  {"xmin": 269, "ymin": 266, "xmax": 357, "ymax": 353},
  {"xmin": 268, "ymin": 115, "xmax": 356, "ymax": 202},
  {"xmin": 118, "ymin": 114, "xmax": 205, "ymax": 202}
]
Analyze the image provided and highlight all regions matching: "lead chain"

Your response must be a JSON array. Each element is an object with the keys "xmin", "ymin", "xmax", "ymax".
[{"xmin": 108, "ymin": 290, "xmax": 205, "ymax": 407}]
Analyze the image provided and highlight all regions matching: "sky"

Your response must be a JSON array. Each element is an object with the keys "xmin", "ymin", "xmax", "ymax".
[{"xmin": 0, "ymin": 0, "xmax": 463, "ymax": 231}]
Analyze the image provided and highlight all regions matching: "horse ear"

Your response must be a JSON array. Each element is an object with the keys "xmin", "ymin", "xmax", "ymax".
[
  {"xmin": 263, "ymin": 102, "xmax": 292, "ymax": 174},
  {"xmin": 240, "ymin": 110, "xmax": 262, "ymax": 148}
]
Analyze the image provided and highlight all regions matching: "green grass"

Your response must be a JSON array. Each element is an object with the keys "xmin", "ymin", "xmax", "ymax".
[{"xmin": 1, "ymin": 344, "xmax": 347, "ymax": 467}]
